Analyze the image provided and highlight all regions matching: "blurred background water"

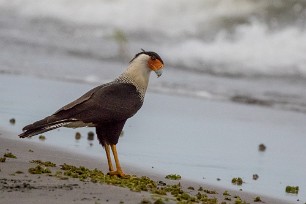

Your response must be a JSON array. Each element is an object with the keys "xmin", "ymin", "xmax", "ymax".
[{"xmin": 1, "ymin": 0, "xmax": 306, "ymax": 113}]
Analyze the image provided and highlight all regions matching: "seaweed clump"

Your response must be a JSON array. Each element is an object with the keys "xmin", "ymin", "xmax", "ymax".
[
  {"xmin": 233, "ymin": 196, "xmax": 248, "ymax": 204},
  {"xmin": 58, "ymin": 164, "xmax": 218, "ymax": 203},
  {"xmin": 0, "ymin": 157, "xmax": 6, "ymax": 162},
  {"xmin": 165, "ymin": 174, "xmax": 181, "ymax": 180},
  {"xmin": 258, "ymin": 144, "xmax": 266, "ymax": 152},
  {"xmin": 30, "ymin": 160, "xmax": 56, "ymax": 167},
  {"xmin": 60, "ymin": 164, "xmax": 105, "ymax": 182},
  {"xmin": 223, "ymin": 191, "xmax": 231, "ymax": 196},
  {"xmin": 232, "ymin": 177, "xmax": 243, "ymax": 185},
  {"xmin": 153, "ymin": 198, "xmax": 165, "ymax": 204},
  {"xmin": 4, "ymin": 152, "xmax": 17, "ymax": 159},
  {"xmin": 9, "ymin": 118, "xmax": 16, "ymax": 125},
  {"xmin": 253, "ymin": 174, "xmax": 259, "ymax": 180},
  {"xmin": 28, "ymin": 160, "xmax": 55, "ymax": 174},
  {"xmin": 203, "ymin": 189, "xmax": 217, "ymax": 194},
  {"xmin": 87, "ymin": 131, "xmax": 94, "ymax": 141},
  {"xmin": 140, "ymin": 198, "xmax": 151, "ymax": 204},
  {"xmin": 28, "ymin": 165, "xmax": 51, "ymax": 174},
  {"xmin": 39, "ymin": 135, "xmax": 46, "ymax": 141},
  {"xmin": 75, "ymin": 132, "xmax": 81, "ymax": 140},
  {"xmin": 254, "ymin": 196, "xmax": 262, "ymax": 202},
  {"xmin": 285, "ymin": 186, "xmax": 299, "ymax": 194}
]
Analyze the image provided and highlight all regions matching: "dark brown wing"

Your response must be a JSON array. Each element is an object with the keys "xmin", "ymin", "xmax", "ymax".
[
  {"xmin": 54, "ymin": 83, "xmax": 109, "ymax": 114},
  {"xmin": 54, "ymin": 82, "xmax": 143, "ymax": 125}
]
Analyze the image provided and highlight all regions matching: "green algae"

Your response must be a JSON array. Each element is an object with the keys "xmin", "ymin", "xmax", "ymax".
[
  {"xmin": 38, "ymin": 135, "xmax": 46, "ymax": 141},
  {"xmin": 223, "ymin": 191, "xmax": 231, "ymax": 196},
  {"xmin": 195, "ymin": 192, "xmax": 217, "ymax": 203},
  {"xmin": 28, "ymin": 165, "xmax": 51, "ymax": 174},
  {"xmin": 187, "ymin": 186, "xmax": 194, "ymax": 190},
  {"xmin": 230, "ymin": 195, "xmax": 248, "ymax": 204},
  {"xmin": 232, "ymin": 177, "xmax": 243, "ymax": 185},
  {"xmin": 25, "ymin": 161, "xmax": 219, "ymax": 204},
  {"xmin": 165, "ymin": 174, "xmax": 181, "ymax": 180},
  {"xmin": 9, "ymin": 118, "xmax": 16, "ymax": 125},
  {"xmin": 60, "ymin": 164, "xmax": 217, "ymax": 203},
  {"xmin": 234, "ymin": 197, "xmax": 247, "ymax": 204},
  {"xmin": 254, "ymin": 196, "xmax": 262, "ymax": 202},
  {"xmin": 224, "ymin": 197, "xmax": 231, "ymax": 201},
  {"xmin": 54, "ymin": 170, "xmax": 69, "ymax": 180},
  {"xmin": 153, "ymin": 198, "xmax": 165, "ymax": 204},
  {"xmin": 87, "ymin": 131, "xmax": 95, "ymax": 140},
  {"xmin": 4, "ymin": 152, "xmax": 17, "ymax": 159},
  {"xmin": 203, "ymin": 189, "xmax": 217, "ymax": 194},
  {"xmin": 75, "ymin": 132, "xmax": 82, "ymax": 140},
  {"xmin": 140, "ymin": 198, "xmax": 151, "ymax": 204},
  {"xmin": 285, "ymin": 186, "xmax": 299, "ymax": 194},
  {"xmin": 258, "ymin": 144, "xmax": 266, "ymax": 152},
  {"xmin": 0, "ymin": 157, "xmax": 6, "ymax": 162},
  {"xmin": 30, "ymin": 160, "xmax": 56, "ymax": 167},
  {"xmin": 252, "ymin": 174, "xmax": 259, "ymax": 180}
]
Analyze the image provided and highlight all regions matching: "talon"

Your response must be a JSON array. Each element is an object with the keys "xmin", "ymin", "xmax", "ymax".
[{"xmin": 108, "ymin": 170, "xmax": 126, "ymax": 178}]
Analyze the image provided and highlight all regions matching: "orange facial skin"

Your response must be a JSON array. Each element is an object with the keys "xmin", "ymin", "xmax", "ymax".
[{"xmin": 148, "ymin": 58, "xmax": 164, "ymax": 71}]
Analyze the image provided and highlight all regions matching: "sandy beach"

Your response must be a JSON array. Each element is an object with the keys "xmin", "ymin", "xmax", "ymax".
[
  {"xmin": 0, "ymin": 134, "xmax": 156, "ymax": 204},
  {"xmin": 0, "ymin": 133, "xmax": 292, "ymax": 204}
]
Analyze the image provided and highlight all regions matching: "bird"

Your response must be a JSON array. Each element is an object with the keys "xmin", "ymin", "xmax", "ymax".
[{"xmin": 19, "ymin": 50, "xmax": 164, "ymax": 177}]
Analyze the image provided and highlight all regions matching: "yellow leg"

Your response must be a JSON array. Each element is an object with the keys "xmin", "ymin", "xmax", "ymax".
[
  {"xmin": 104, "ymin": 144, "xmax": 114, "ymax": 172},
  {"xmin": 108, "ymin": 144, "xmax": 125, "ymax": 177}
]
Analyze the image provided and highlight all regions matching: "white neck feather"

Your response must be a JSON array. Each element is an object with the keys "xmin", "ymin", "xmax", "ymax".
[{"xmin": 116, "ymin": 54, "xmax": 152, "ymax": 99}]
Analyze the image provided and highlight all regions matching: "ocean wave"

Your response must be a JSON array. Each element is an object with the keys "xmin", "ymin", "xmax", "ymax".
[
  {"xmin": 1, "ymin": 0, "xmax": 306, "ymax": 78},
  {"xmin": 1, "ymin": 0, "xmax": 305, "ymax": 36},
  {"xmin": 162, "ymin": 21, "xmax": 306, "ymax": 78}
]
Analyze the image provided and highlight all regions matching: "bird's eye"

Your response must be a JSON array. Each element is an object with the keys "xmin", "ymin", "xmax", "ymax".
[{"xmin": 151, "ymin": 55, "xmax": 156, "ymax": 60}]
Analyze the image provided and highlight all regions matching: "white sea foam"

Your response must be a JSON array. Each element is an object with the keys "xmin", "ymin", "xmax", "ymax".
[
  {"xmin": 162, "ymin": 21, "xmax": 306, "ymax": 77},
  {"xmin": 1, "ymin": 0, "xmax": 306, "ymax": 78},
  {"xmin": 2, "ymin": 0, "xmax": 304, "ymax": 36}
]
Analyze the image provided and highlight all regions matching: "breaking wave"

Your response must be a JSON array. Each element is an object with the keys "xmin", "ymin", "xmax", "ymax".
[{"xmin": 1, "ymin": 0, "xmax": 306, "ymax": 78}]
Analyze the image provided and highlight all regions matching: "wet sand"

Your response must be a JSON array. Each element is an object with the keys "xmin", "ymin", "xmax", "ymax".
[
  {"xmin": 0, "ymin": 135, "xmax": 155, "ymax": 204},
  {"xmin": 0, "ymin": 135, "xmax": 290, "ymax": 204}
]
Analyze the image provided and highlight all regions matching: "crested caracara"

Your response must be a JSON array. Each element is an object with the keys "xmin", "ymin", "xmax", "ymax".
[{"xmin": 19, "ymin": 50, "xmax": 164, "ymax": 177}]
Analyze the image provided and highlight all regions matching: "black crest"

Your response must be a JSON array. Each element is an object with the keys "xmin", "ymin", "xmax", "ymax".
[{"xmin": 129, "ymin": 49, "xmax": 164, "ymax": 64}]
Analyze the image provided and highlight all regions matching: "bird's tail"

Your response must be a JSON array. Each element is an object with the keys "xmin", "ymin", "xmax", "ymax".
[{"xmin": 19, "ymin": 115, "xmax": 75, "ymax": 138}]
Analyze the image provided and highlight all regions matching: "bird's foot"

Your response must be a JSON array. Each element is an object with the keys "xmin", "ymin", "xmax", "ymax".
[{"xmin": 107, "ymin": 170, "xmax": 127, "ymax": 178}]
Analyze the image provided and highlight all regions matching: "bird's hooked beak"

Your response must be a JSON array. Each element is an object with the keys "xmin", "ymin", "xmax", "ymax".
[
  {"xmin": 148, "ymin": 58, "xmax": 164, "ymax": 78},
  {"xmin": 154, "ymin": 69, "xmax": 163, "ymax": 78}
]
